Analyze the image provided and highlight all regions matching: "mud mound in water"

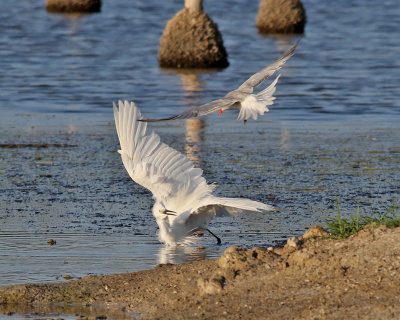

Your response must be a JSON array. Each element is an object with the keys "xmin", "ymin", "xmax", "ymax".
[
  {"xmin": 256, "ymin": 0, "xmax": 306, "ymax": 34},
  {"xmin": 158, "ymin": 9, "xmax": 228, "ymax": 68},
  {"xmin": 46, "ymin": 0, "xmax": 101, "ymax": 13}
]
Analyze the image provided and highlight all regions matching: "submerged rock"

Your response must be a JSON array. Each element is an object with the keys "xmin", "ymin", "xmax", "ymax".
[
  {"xmin": 256, "ymin": 0, "xmax": 306, "ymax": 34},
  {"xmin": 158, "ymin": 8, "xmax": 228, "ymax": 68},
  {"xmin": 46, "ymin": 0, "xmax": 101, "ymax": 13}
]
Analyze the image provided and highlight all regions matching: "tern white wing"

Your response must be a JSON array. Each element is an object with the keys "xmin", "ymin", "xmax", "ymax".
[
  {"xmin": 140, "ymin": 41, "xmax": 298, "ymax": 122},
  {"xmin": 142, "ymin": 98, "xmax": 235, "ymax": 122},
  {"xmin": 237, "ymin": 41, "xmax": 298, "ymax": 94}
]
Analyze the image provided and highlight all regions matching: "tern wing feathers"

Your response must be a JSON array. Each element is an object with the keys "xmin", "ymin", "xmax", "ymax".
[
  {"xmin": 140, "ymin": 41, "xmax": 298, "ymax": 122},
  {"xmin": 139, "ymin": 98, "xmax": 237, "ymax": 122},
  {"xmin": 237, "ymin": 41, "xmax": 299, "ymax": 94},
  {"xmin": 114, "ymin": 100, "xmax": 213, "ymax": 207}
]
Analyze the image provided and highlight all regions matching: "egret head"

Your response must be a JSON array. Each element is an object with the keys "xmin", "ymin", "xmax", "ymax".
[{"xmin": 153, "ymin": 202, "xmax": 176, "ymax": 220}]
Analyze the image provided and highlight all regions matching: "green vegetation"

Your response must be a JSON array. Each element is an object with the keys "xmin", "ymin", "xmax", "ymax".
[{"xmin": 326, "ymin": 201, "xmax": 400, "ymax": 238}]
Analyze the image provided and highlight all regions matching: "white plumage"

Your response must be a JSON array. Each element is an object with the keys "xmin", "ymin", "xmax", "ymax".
[
  {"xmin": 140, "ymin": 41, "xmax": 298, "ymax": 123},
  {"xmin": 238, "ymin": 75, "xmax": 280, "ymax": 121},
  {"xmin": 114, "ymin": 100, "xmax": 273, "ymax": 245}
]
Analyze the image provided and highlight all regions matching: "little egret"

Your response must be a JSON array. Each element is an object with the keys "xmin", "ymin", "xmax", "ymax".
[
  {"xmin": 140, "ymin": 41, "xmax": 298, "ymax": 124},
  {"xmin": 114, "ymin": 101, "xmax": 273, "ymax": 245}
]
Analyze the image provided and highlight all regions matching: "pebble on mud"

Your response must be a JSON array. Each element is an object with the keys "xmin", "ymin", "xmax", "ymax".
[
  {"xmin": 46, "ymin": 0, "xmax": 101, "ymax": 13},
  {"xmin": 47, "ymin": 239, "xmax": 56, "ymax": 245},
  {"xmin": 255, "ymin": 0, "xmax": 306, "ymax": 34},
  {"xmin": 158, "ymin": 6, "xmax": 228, "ymax": 68}
]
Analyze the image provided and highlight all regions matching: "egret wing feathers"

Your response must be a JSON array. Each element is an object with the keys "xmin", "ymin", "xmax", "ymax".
[
  {"xmin": 194, "ymin": 196, "xmax": 273, "ymax": 216},
  {"xmin": 114, "ymin": 100, "xmax": 274, "ymax": 245},
  {"xmin": 114, "ymin": 100, "xmax": 212, "ymax": 207},
  {"xmin": 183, "ymin": 197, "xmax": 273, "ymax": 233}
]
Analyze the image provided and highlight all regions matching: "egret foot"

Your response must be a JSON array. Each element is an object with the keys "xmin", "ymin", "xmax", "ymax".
[{"xmin": 207, "ymin": 228, "xmax": 222, "ymax": 245}]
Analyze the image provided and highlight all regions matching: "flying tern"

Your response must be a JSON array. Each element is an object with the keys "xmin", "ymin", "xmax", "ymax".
[
  {"xmin": 140, "ymin": 41, "xmax": 298, "ymax": 124},
  {"xmin": 114, "ymin": 100, "xmax": 273, "ymax": 245}
]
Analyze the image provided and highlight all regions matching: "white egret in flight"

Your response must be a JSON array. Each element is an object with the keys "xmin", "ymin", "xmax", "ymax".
[
  {"xmin": 140, "ymin": 41, "xmax": 298, "ymax": 124},
  {"xmin": 114, "ymin": 100, "xmax": 273, "ymax": 245}
]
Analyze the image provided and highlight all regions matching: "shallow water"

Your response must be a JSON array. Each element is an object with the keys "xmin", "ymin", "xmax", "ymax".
[
  {"xmin": 0, "ymin": 0, "xmax": 400, "ymax": 289},
  {"xmin": 0, "ymin": 303, "xmax": 137, "ymax": 320}
]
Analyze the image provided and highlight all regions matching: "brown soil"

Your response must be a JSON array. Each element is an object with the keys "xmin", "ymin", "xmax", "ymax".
[
  {"xmin": 1, "ymin": 225, "xmax": 400, "ymax": 319},
  {"xmin": 256, "ymin": 0, "xmax": 306, "ymax": 34},
  {"xmin": 158, "ymin": 9, "xmax": 229, "ymax": 68}
]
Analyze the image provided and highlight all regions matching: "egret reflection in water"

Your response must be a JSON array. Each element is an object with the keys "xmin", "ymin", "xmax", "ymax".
[{"xmin": 157, "ymin": 242, "xmax": 207, "ymax": 265}]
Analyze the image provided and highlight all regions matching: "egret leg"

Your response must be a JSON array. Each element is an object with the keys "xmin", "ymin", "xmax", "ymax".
[{"xmin": 206, "ymin": 228, "xmax": 221, "ymax": 245}]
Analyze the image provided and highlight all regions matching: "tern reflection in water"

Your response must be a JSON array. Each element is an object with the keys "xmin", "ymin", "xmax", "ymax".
[{"xmin": 178, "ymin": 71, "xmax": 207, "ymax": 167}]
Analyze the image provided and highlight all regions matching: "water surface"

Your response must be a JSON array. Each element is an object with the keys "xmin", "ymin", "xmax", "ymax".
[{"xmin": 0, "ymin": 0, "xmax": 399, "ymax": 288}]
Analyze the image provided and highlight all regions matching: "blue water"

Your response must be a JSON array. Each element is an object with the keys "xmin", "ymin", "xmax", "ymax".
[{"xmin": 0, "ymin": 0, "xmax": 400, "ymax": 289}]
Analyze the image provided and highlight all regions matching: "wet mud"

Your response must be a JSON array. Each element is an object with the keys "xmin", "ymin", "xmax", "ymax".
[{"xmin": 1, "ymin": 225, "xmax": 400, "ymax": 319}]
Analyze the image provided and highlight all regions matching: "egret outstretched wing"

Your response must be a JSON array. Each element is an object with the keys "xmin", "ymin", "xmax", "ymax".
[
  {"xmin": 140, "ymin": 41, "xmax": 299, "ymax": 122},
  {"xmin": 114, "ymin": 100, "xmax": 213, "ymax": 209}
]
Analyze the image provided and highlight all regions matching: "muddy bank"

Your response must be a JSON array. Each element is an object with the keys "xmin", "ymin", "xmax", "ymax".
[{"xmin": 1, "ymin": 225, "xmax": 400, "ymax": 319}]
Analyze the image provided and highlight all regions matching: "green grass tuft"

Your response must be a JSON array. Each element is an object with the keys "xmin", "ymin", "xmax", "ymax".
[{"xmin": 326, "ymin": 200, "xmax": 400, "ymax": 238}]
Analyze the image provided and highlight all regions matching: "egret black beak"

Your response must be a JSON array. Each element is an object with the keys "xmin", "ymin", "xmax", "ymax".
[{"xmin": 164, "ymin": 209, "xmax": 176, "ymax": 216}]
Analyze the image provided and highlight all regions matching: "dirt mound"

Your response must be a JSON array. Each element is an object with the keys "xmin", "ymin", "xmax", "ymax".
[
  {"xmin": 1, "ymin": 225, "xmax": 400, "ymax": 319},
  {"xmin": 256, "ymin": 0, "xmax": 306, "ymax": 34},
  {"xmin": 46, "ymin": 0, "xmax": 101, "ymax": 13},
  {"xmin": 158, "ymin": 9, "xmax": 229, "ymax": 68}
]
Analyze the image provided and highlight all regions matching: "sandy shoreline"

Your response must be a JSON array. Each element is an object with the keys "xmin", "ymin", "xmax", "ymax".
[{"xmin": 1, "ymin": 225, "xmax": 400, "ymax": 319}]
